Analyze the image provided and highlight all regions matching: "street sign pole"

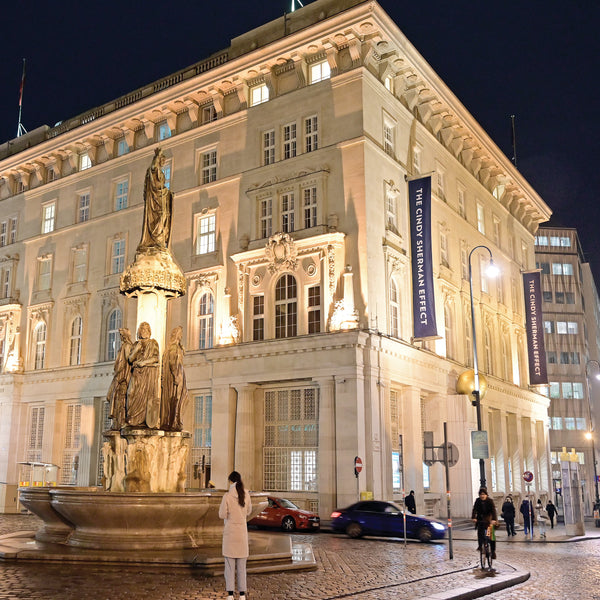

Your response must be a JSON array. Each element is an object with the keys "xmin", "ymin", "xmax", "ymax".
[
  {"xmin": 399, "ymin": 435, "xmax": 407, "ymax": 547},
  {"xmin": 354, "ymin": 457, "xmax": 363, "ymax": 502},
  {"xmin": 444, "ymin": 422, "xmax": 453, "ymax": 560}
]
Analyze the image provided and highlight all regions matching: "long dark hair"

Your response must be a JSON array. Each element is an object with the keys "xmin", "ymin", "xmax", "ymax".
[{"xmin": 228, "ymin": 471, "xmax": 245, "ymax": 507}]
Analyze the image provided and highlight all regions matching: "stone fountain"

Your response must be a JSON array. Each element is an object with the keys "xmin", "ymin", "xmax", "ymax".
[{"xmin": 0, "ymin": 149, "xmax": 316, "ymax": 573}]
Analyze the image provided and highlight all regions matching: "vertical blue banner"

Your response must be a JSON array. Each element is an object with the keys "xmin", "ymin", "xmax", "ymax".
[
  {"xmin": 408, "ymin": 176, "xmax": 438, "ymax": 340},
  {"xmin": 522, "ymin": 271, "xmax": 548, "ymax": 385}
]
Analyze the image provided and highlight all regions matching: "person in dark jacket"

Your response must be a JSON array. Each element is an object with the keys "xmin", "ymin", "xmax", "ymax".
[
  {"xmin": 545, "ymin": 500, "xmax": 557, "ymax": 528},
  {"xmin": 404, "ymin": 490, "xmax": 416, "ymax": 514},
  {"xmin": 501, "ymin": 495, "xmax": 516, "ymax": 536},
  {"xmin": 520, "ymin": 496, "xmax": 535, "ymax": 535},
  {"xmin": 471, "ymin": 487, "xmax": 497, "ymax": 558}
]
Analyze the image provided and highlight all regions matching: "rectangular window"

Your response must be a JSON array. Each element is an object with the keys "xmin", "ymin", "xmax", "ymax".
[
  {"xmin": 46, "ymin": 167, "xmax": 56, "ymax": 183},
  {"xmin": 115, "ymin": 180, "xmax": 129, "ymax": 211},
  {"xmin": 544, "ymin": 320, "xmax": 553, "ymax": 334},
  {"xmin": 26, "ymin": 406, "xmax": 45, "ymax": 462},
  {"xmin": 571, "ymin": 352, "xmax": 580, "ymax": 364},
  {"xmin": 535, "ymin": 235, "xmax": 548, "ymax": 246},
  {"xmin": 158, "ymin": 123, "xmax": 171, "ymax": 140},
  {"xmin": 117, "ymin": 139, "xmax": 129, "ymax": 156},
  {"xmin": 250, "ymin": 83, "xmax": 269, "ymax": 106},
  {"xmin": 556, "ymin": 321, "xmax": 567, "ymax": 334},
  {"xmin": 550, "ymin": 236, "xmax": 560, "ymax": 247},
  {"xmin": 493, "ymin": 217, "xmax": 501, "ymax": 246},
  {"xmin": 310, "ymin": 60, "xmax": 331, "ymax": 84},
  {"xmin": 260, "ymin": 198, "xmax": 273, "ymax": 239},
  {"xmin": 497, "ymin": 274, "xmax": 505, "ymax": 304},
  {"xmin": 308, "ymin": 285, "xmax": 321, "ymax": 334},
  {"xmin": 38, "ymin": 257, "xmax": 52, "ymax": 291},
  {"xmin": 458, "ymin": 188, "xmax": 466, "ymax": 218},
  {"xmin": 562, "ymin": 382, "xmax": 573, "ymax": 399},
  {"xmin": 111, "ymin": 239, "xmax": 126, "ymax": 274},
  {"xmin": 263, "ymin": 130, "xmax": 275, "ymax": 165},
  {"xmin": 73, "ymin": 248, "xmax": 87, "ymax": 283},
  {"xmin": 440, "ymin": 232, "xmax": 449, "ymax": 267},
  {"xmin": 567, "ymin": 321, "xmax": 578, "ymax": 334},
  {"xmin": 263, "ymin": 388, "xmax": 319, "ymax": 492},
  {"xmin": 0, "ymin": 222, "xmax": 6, "ymax": 247},
  {"xmin": 476, "ymin": 203, "xmax": 485, "ymax": 234},
  {"xmin": 573, "ymin": 382, "xmax": 584, "ymax": 399},
  {"xmin": 549, "ymin": 382, "xmax": 560, "ymax": 398},
  {"xmin": 283, "ymin": 123, "xmax": 297, "ymax": 159},
  {"xmin": 480, "ymin": 256, "xmax": 489, "ymax": 293},
  {"xmin": 1, "ymin": 268, "xmax": 9, "ymax": 299},
  {"xmin": 9, "ymin": 217, "xmax": 17, "ymax": 244},
  {"xmin": 547, "ymin": 351, "xmax": 557, "ymax": 364},
  {"xmin": 79, "ymin": 153, "xmax": 92, "ymax": 171},
  {"xmin": 383, "ymin": 120, "xmax": 394, "ymax": 156},
  {"xmin": 78, "ymin": 192, "xmax": 90, "ymax": 223},
  {"xmin": 253, "ymin": 295, "xmax": 264, "ymax": 341},
  {"xmin": 566, "ymin": 292, "xmax": 575, "ymax": 304},
  {"xmin": 542, "ymin": 291, "xmax": 552, "ymax": 302},
  {"xmin": 202, "ymin": 104, "xmax": 217, "ymax": 124},
  {"xmin": 560, "ymin": 351, "xmax": 569, "ymax": 364},
  {"xmin": 188, "ymin": 393, "xmax": 212, "ymax": 487},
  {"xmin": 561, "ymin": 237, "xmax": 571, "ymax": 247},
  {"xmin": 60, "ymin": 404, "xmax": 81, "ymax": 485},
  {"xmin": 555, "ymin": 291, "xmax": 565, "ymax": 304},
  {"xmin": 196, "ymin": 214, "xmax": 216, "ymax": 255},
  {"xmin": 201, "ymin": 150, "xmax": 217, "ymax": 184},
  {"xmin": 304, "ymin": 115, "xmax": 318, "ymax": 153},
  {"xmin": 42, "ymin": 202, "xmax": 56, "ymax": 234},
  {"xmin": 281, "ymin": 193, "xmax": 295, "ymax": 233},
  {"xmin": 303, "ymin": 187, "xmax": 317, "ymax": 229},
  {"xmin": 551, "ymin": 417, "xmax": 562, "ymax": 430},
  {"xmin": 539, "ymin": 262, "xmax": 550, "ymax": 275},
  {"xmin": 436, "ymin": 169, "xmax": 445, "ymax": 199},
  {"xmin": 461, "ymin": 247, "xmax": 469, "ymax": 280}
]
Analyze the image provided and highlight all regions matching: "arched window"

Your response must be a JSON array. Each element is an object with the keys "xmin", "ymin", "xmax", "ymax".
[
  {"xmin": 107, "ymin": 309, "xmax": 122, "ymax": 362},
  {"xmin": 464, "ymin": 309, "xmax": 473, "ymax": 367},
  {"xmin": 389, "ymin": 279, "xmax": 399, "ymax": 338},
  {"xmin": 483, "ymin": 325, "xmax": 493, "ymax": 374},
  {"xmin": 198, "ymin": 292, "xmax": 214, "ymax": 349},
  {"xmin": 275, "ymin": 274, "xmax": 297, "ymax": 338},
  {"xmin": 34, "ymin": 322, "xmax": 47, "ymax": 370},
  {"xmin": 69, "ymin": 316, "xmax": 82, "ymax": 366},
  {"xmin": 501, "ymin": 332, "xmax": 511, "ymax": 381},
  {"xmin": 444, "ymin": 303, "xmax": 454, "ymax": 359}
]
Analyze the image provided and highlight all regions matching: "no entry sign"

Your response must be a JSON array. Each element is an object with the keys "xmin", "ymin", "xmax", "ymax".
[
  {"xmin": 523, "ymin": 471, "xmax": 534, "ymax": 483},
  {"xmin": 354, "ymin": 456, "xmax": 363, "ymax": 477}
]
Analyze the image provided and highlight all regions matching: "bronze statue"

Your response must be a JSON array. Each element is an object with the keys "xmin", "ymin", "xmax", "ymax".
[
  {"xmin": 160, "ymin": 326, "xmax": 188, "ymax": 431},
  {"xmin": 107, "ymin": 328, "xmax": 133, "ymax": 430},
  {"xmin": 126, "ymin": 322, "xmax": 160, "ymax": 428},
  {"xmin": 137, "ymin": 147, "xmax": 172, "ymax": 252}
]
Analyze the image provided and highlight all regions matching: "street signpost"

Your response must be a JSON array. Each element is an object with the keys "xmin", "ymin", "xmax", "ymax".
[
  {"xmin": 523, "ymin": 471, "xmax": 534, "ymax": 540},
  {"xmin": 354, "ymin": 456, "xmax": 362, "ymax": 502}
]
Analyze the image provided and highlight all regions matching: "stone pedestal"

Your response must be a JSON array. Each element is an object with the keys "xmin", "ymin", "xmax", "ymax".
[{"xmin": 102, "ymin": 428, "xmax": 191, "ymax": 493}]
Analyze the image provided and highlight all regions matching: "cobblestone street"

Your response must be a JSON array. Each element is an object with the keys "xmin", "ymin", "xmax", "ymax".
[{"xmin": 0, "ymin": 514, "xmax": 599, "ymax": 599}]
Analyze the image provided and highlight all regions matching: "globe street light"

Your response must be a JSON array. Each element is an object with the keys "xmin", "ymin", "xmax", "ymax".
[
  {"xmin": 468, "ymin": 245, "xmax": 498, "ymax": 489},
  {"xmin": 584, "ymin": 360, "xmax": 600, "ymax": 508}
]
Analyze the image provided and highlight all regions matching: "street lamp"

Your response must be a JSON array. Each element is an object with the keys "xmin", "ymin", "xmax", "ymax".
[
  {"xmin": 584, "ymin": 360, "xmax": 600, "ymax": 508},
  {"xmin": 468, "ymin": 245, "xmax": 499, "ymax": 489}
]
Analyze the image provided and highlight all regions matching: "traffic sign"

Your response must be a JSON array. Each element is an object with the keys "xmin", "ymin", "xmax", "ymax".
[
  {"xmin": 523, "ymin": 470, "xmax": 534, "ymax": 483},
  {"xmin": 437, "ymin": 442, "xmax": 459, "ymax": 467},
  {"xmin": 354, "ymin": 456, "xmax": 363, "ymax": 477}
]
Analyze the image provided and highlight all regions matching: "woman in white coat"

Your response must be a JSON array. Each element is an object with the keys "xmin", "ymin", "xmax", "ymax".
[{"xmin": 219, "ymin": 471, "xmax": 252, "ymax": 598}]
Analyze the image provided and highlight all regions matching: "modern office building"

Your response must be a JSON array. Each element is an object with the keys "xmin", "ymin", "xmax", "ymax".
[
  {"xmin": 0, "ymin": 0, "xmax": 552, "ymax": 518},
  {"xmin": 536, "ymin": 225, "xmax": 600, "ymax": 514}
]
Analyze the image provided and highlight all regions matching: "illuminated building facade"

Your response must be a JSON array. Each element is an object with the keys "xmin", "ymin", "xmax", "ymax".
[{"xmin": 0, "ymin": 0, "xmax": 552, "ymax": 517}]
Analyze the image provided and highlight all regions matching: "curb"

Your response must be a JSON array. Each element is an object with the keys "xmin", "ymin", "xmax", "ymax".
[{"xmin": 416, "ymin": 564, "xmax": 530, "ymax": 600}]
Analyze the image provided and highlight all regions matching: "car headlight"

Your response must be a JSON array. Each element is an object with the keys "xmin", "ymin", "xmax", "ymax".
[
  {"xmin": 299, "ymin": 514, "xmax": 308, "ymax": 520},
  {"xmin": 432, "ymin": 522, "xmax": 445, "ymax": 531}
]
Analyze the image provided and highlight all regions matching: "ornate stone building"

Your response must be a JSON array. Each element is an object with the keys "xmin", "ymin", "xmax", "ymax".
[{"xmin": 0, "ymin": 0, "xmax": 552, "ymax": 518}]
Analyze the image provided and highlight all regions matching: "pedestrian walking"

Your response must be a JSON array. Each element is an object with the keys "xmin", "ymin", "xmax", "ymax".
[
  {"xmin": 546, "ymin": 500, "xmax": 557, "ymax": 528},
  {"xmin": 501, "ymin": 495, "xmax": 516, "ymax": 536},
  {"xmin": 219, "ymin": 471, "xmax": 252, "ymax": 599},
  {"xmin": 520, "ymin": 496, "xmax": 535, "ymax": 536},
  {"xmin": 404, "ymin": 490, "xmax": 417, "ymax": 514},
  {"xmin": 535, "ymin": 499, "xmax": 549, "ymax": 538},
  {"xmin": 471, "ymin": 487, "xmax": 498, "ymax": 559}
]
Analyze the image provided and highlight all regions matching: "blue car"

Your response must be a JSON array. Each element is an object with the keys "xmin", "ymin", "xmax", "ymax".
[{"xmin": 330, "ymin": 500, "xmax": 447, "ymax": 542}]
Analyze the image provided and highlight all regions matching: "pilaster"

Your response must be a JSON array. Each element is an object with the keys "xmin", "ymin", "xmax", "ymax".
[{"xmin": 233, "ymin": 383, "xmax": 257, "ymax": 489}]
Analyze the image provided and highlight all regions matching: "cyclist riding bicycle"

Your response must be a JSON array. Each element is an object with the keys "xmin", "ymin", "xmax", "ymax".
[{"xmin": 471, "ymin": 486, "xmax": 497, "ymax": 560}]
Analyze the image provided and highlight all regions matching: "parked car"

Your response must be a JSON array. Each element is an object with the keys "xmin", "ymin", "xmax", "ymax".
[
  {"xmin": 249, "ymin": 496, "xmax": 321, "ymax": 532},
  {"xmin": 330, "ymin": 500, "xmax": 446, "ymax": 542}
]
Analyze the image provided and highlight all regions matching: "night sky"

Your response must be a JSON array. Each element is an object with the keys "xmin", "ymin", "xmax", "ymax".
[{"xmin": 2, "ymin": 0, "xmax": 599, "ymax": 277}]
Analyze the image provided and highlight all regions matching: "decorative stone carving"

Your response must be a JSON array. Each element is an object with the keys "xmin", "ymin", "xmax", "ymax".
[
  {"xmin": 265, "ymin": 232, "xmax": 298, "ymax": 273},
  {"xmin": 106, "ymin": 328, "xmax": 133, "ymax": 430},
  {"xmin": 160, "ymin": 326, "xmax": 188, "ymax": 431}
]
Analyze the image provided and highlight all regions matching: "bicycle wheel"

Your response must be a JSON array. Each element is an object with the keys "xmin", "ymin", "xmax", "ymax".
[
  {"xmin": 479, "ymin": 543, "xmax": 486, "ymax": 569},
  {"xmin": 485, "ymin": 542, "xmax": 492, "ymax": 569}
]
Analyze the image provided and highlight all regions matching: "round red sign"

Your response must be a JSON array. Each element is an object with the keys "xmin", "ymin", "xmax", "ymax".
[
  {"xmin": 354, "ymin": 456, "xmax": 363, "ymax": 473},
  {"xmin": 523, "ymin": 470, "xmax": 534, "ymax": 483}
]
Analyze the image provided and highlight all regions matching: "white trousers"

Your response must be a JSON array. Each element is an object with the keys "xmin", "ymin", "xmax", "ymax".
[{"xmin": 224, "ymin": 556, "xmax": 247, "ymax": 593}]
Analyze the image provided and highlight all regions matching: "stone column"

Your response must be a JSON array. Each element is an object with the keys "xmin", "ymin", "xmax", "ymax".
[
  {"xmin": 135, "ymin": 290, "xmax": 168, "ymax": 358},
  {"xmin": 210, "ymin": 384, "xmax": 235, "ymax": 489},
  {"xmin": 400, "ymin": 386, "xmax": 424, "ymax": 510},
  {"xmin": 315, "ymin": 377, "xmax": 336, "ymax": 518},
  {"xmin": 234, "ymin": 383, "xmax": 257, "ymax": 489},
  {"xmin": 77, "ymin": 397, "xmax": 96, "ymax": 486}
]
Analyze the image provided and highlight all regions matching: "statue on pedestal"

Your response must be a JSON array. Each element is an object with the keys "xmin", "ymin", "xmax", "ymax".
[
  {"xmin": 126, "ymin": 322, "xmax": 160, "ymax": 429},
  {"xmin": 107, "ymin": 328, "xmax": 133, "ymax": 430},
  {"xmin": 160, "ymin": 326, "xmax": 189, "ymax": 431}
]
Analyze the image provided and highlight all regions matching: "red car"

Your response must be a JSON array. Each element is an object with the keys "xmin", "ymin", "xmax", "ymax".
[{"xmin": 249, "ymin": 496, "xmax": 320, "ymax": 531}]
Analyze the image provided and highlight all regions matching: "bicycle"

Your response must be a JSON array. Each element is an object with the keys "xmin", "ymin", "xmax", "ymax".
[{"xmin": 479, "ymin": 524, "xmax": 494, "ymax": 570}]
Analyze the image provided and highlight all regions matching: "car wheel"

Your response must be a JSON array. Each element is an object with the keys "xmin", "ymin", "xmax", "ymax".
[
  {"xmin": 281, "ymin": 516, "xmax": 296, "ymax": 532},
  {"xmin": 418, "ymin": 527, "xmax": 433, "ymax": 542},
  {"xmin": 346, "ymin": 522, "xmax": 363, "ymax": 538}
]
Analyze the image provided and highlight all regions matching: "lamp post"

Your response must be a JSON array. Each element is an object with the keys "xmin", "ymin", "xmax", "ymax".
[
  {"xmin": 468, "ymin": 245, "xmax": 498, "ymax": 489},
  {"xmin": 584, "ymin": 360, "xmax": 600, "ymax": 509}
]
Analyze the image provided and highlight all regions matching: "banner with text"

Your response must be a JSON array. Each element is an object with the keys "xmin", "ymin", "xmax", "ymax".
[
  {"xmin": 522, "ymin": 271, "xmax": 548, "ymax": 385},
  {"xmin": 409, "ymin": 176, "xmax": 438, "ymax": 340}
]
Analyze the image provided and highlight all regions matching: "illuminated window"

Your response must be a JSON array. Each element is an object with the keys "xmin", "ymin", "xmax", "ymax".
[
  {"xmin": 250, "ymin": 83, "xmax": 269, "ymax": 106},
  {"xmin": 26, "ymin": 406, "xmax": 45, "ymax": 462},
  {"xmin": 34, "ymin": 322, "xmax": 47, "ymax": 370},
  {"xmin": 383, "ymin": 119, "xmax": 395, "ymax": 156},
  {"xmin": 117, "ymin": 139, "xmax": 129, "ymax": 156},
  {"xmin": 202, "ymin": 104, "xmax": 217, "ymax": 124},
  {"xmin": 310, "ymin": 60, "xmax": 330, "ymax": 84},
  {"xmin": 283, "ymin": 123, "xmax": 297, "ymax": 159},
  {"xmin": 60, "ymin": 404, "xmax": 81, "ymax": 485},
  {"xmin": 69, "ymin": 316, "xmax": 82, "ymax": 366},
  {"xmin": 9, "ymin": 217, "xmax": 17, "ymax": 244},
  {"xmin": 303, "ymin": 187, "xmax": 317, "ymax": 229},
  {"xmin": 106, "ymin": 309, "xmax": 122, "ymax": 362},
  {"xmin": 275, "ymin": 274, "xmax": 297, "ymax": 338},
  {"xmin": 389, "ymin": 279, "xmax": 399, "ymax": 337},
  {"xmin": 201, "ymin": 150, "xmax": 217, "ymax": 184},
  {"xmin": 162, "ymin": 160, "xmax": 172, "ymax": 189},
  {"xmin": 259, "ymin": 197, "xmax": 272, "ymax": 239},
  {"xmin": 78, "ymin": 192, "xmax": 90, "ymax": 223},
  {"xmin": 440, "ymin": 231, "xmax": 449, "ymax": 268},
  {"xmin": 263, "ymin": 129, "xmax": 275, "ymax": 165},
  {"xmin": 42, "ymin": 202, "xmax": 56, "ymax": 234},
  {"xmin": 158, "ymin": 122, "xmax": 171, "ymax": 140},
  {"xmin": 79, "ymin": 153, "xmax": 92, "ymax": 171},
  {"xmin": 304, "ymin": 116, "xmax": 318, "ymax": 153},
  {"xmin": 458, "ymin": 188, "xmax": 466, "ymax": 218},
  {"xmin": 384, "ymin": 75, "xmax": 394, "ymax": 93},
  {"xmin": 476, "ymin": 203, "xmax": 485, "ymax": 234},
  {"xmin": 73, "ymin": 248, "xmax": 87, "ymax": 283},
  {"xmin": 111, "ymin": 239, "xmax": 126, "ymax": 274},
  {"xmin": 37, "ymin": 257, "xmax": 52, "ymax": 291},
  {"xmin": 196, "ymin": 214, "xmax": 216, "ymax": 255},
  {"xmin": 198, "ymin": 292, "xmax": 214, "ymax": 349}
]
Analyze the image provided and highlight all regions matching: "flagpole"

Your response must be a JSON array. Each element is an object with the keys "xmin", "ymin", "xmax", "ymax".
[
  {"xmin": 16, "ymin": 58, "xmax": 27, "ymax": 138},
  {"xmin": 510, "ymin": 114, "xmax": 517, "ymax": 168}
]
